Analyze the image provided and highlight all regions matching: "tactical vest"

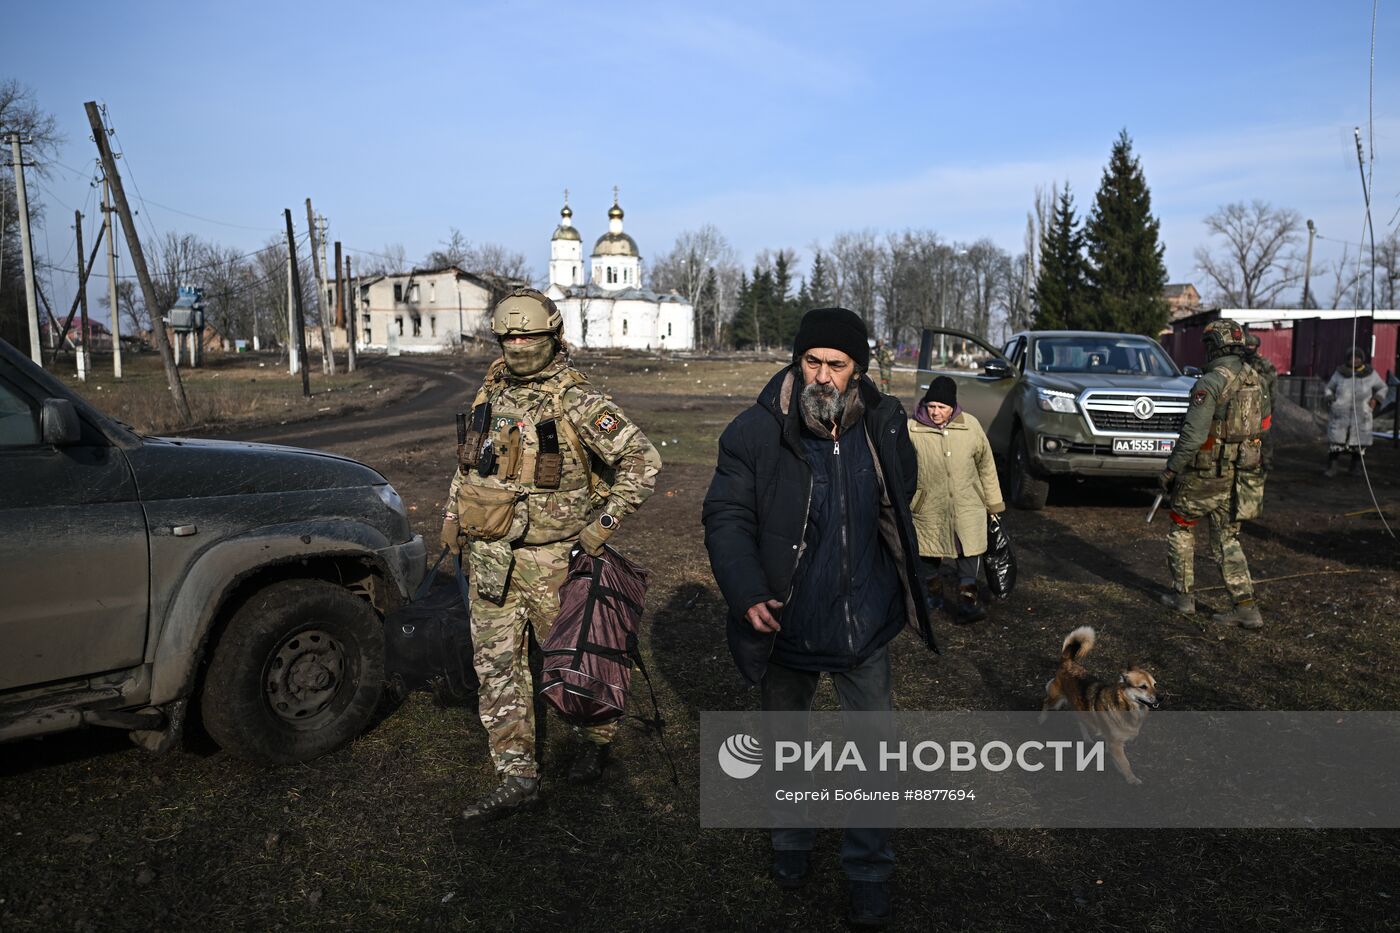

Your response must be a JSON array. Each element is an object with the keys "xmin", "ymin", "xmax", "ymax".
[
  {"xmin": 1194, "ymin": 362, "xmax": 1265, "ymax": 473},
  {"xmin": 457, "ymin": 363, "xmax": 607, "ymax": 546}
]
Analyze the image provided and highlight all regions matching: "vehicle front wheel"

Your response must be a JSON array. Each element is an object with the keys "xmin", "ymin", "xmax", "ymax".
[
  {"xmin": 200, "ymin": 579, "xmax": 384, "ymax": 765},
  {"xmin": 1008, "ymin": 429, "xmax": 1051, "ymax": 511}
]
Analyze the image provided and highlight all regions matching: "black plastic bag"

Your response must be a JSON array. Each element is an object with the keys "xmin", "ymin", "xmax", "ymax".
[
  {"xmin": 383, "ymin": 547, "xmax": 479, "ymax": 706},
  {"xmin": 984, "ymin": 514, "xmax": 1016, "ymax": 600}
]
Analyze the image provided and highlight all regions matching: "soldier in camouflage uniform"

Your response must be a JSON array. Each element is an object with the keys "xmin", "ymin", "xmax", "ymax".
[
  {"xmin": 1158, "ymin": 319, "xmax": 1270, "ymax": 630},
  {"xmin": 874, "ymin": 339, "xmax": 895, "ymax": 394},
  {"xmin": 441, "ymin": 288, "xmax": 661, "ymax": 823}
]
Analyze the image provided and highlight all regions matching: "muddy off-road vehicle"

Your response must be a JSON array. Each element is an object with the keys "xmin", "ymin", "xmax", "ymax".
[
  {"xmin": 917, "ymin": 328, "xmax": 1198, "ymax": 509},
  {"xmin": 0, "ymin": 338, "xmax": 425, "ymax": 763}
]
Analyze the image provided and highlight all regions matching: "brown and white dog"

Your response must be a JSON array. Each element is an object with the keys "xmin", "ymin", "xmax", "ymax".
[{"xmin": 1039, "ymin": 626, "xmax": 1160, "ymax": 785}]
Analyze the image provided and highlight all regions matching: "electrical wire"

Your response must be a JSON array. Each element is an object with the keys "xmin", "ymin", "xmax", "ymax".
[
  {"xmin": 36, "ymin": 233, "xmax": 306, "ymax": 281},
  {"xmin": 1346, "ymin": 0, "xmax": 1395, "ymax": 539}
]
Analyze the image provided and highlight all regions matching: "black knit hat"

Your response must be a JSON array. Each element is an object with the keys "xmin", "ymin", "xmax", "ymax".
[
  {"xmin": 921, "ymin": 376, "xmax": 957, "ymax": 408},
  {"xmin": 792, "ymin": 307, "xmax": 870, "ymax": 370}
]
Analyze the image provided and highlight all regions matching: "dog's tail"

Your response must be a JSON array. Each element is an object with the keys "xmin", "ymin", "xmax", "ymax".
[{"xmin": 1061, "ymin": 626, "xmax": 1096, "ymax": 662}]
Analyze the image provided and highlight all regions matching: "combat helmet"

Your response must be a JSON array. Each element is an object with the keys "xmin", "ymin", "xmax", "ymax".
[
  {"xmin": 1202, "ymin": 318, "xmax": 1246, "ymax": 358},
  {"xmin": 491, "ymin": 287, "xmax": 562, "ymax": 338}
]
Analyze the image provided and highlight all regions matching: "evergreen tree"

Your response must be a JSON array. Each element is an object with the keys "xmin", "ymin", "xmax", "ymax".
[
  {"xmin": 1084, "ymin": 129, "xmax": 1170, "ymax": 336},
  {"xmin": 808, "ymin": 250, "xmax": 833, "ymax": 307},
  {"xmin": 772, "ymin": 251, "xmax": 794, "ymax": 346},
  {"xmin": 730, "ymin": 271, "xmax": 757, "ymax": 348},
  {"xmin": 1033, "ymin": 184, "xmax": 1090, "ymax": 329}
]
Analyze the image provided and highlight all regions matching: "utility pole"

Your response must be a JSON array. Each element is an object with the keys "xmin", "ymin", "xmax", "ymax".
[
  {"xmin": 104, "ymin": 175, "xmax": 122, "ymax": 378},
  {"xmin": 1302, "ymin": 219, "xmax": 1316, "ymax": 309},
  {"xmin": 74, "ymin": 211, "xmax": 89, "ymax": 381},
  {"xmin": 285, "ymin": 209, "xmax": 311, "ymax": 398},
  {"xmin": 344, "ymin": 254, "xmax": 357, "ymax": 372},
  {"xmin": 286, "ymin": 252, "xmax": 298, "ymax": 374},
  {"xmin": 333, "ymin": 240, "xmax": 344, "ymax": 332},
  {"xmin": 305, "ymin": 199, "xmax": 335, "ymax": 374},
  {"xmin": 8, "ymin": 134, "xmax": 41, "ymax": 364},
  {"xmin": 86, "ymin": 102, "xmax": 190, "ymax": 422}
]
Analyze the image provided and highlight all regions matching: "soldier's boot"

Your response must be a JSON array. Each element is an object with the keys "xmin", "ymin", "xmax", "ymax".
[
  {"xmin": 568, "ymin": 742, "xmax": 610, "ymax": 784},
  {"xmin": 1158, "ymin": 591, "xmax": 1196, "ymax": 615},
  {"xmin": 460, "ymin": 776, "xmax": 540, "ymax": 824},
  {"xmin": 1214, "ymin": 600, "xmax": 1263, "ymax": 630},
  {"xmin": 1349, "ymin": 453, "xmax": 1363, "ymax": 474},
  {"xmin": 954, "ymin": 584, "xmax": 986, "ymax": 624}
]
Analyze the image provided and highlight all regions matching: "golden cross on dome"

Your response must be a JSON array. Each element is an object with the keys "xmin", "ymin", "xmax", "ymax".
[{"xmin": 613, "ymin": 185, "xmax": 619, "ymax": 204}]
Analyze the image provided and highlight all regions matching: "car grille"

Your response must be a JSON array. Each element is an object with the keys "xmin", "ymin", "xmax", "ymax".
[{"xmin": 1081, "ymin": 392, "xmax": 1188, "ymax": 436}]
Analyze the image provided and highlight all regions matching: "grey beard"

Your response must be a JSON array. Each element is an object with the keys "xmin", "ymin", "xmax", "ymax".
[{"xmin": 800, "ymin": 380, "xmax": 846, "ymax": 427}]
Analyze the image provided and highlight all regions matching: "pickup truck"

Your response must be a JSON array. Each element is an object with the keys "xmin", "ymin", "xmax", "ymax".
[
  {"xmin": 916, "ymin": 328, "xmax": 1197, "ymax": 509},
  {"xmin": 0, "ymin": 338, "xmax": 425, "ymax": 763}
]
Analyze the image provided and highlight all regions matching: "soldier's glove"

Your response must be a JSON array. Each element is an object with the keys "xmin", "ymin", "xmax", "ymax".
[
  {"xmin": 1157, "ymin": 469, "xmax": 1176, "ymax": 494},
  {"xmin": 578, "ymin": 515, "xmax": 616, "ymax": 557},
  {"xmin": 440, "ymin": 515, "xmax": 464, "ymax": 556}
]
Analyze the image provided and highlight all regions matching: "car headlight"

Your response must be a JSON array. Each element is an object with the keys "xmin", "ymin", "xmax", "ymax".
[
  {"xmin": 374, "ymin": 483, "xmax": 407, "ymax": 516},
  {"xmin": 1036, "ymin": 388, "xmax": 1078, "ymax": 414}
]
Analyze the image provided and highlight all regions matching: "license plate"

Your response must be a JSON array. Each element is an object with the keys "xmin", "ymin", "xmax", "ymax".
[{"xmin": 1113, "ymin": 438, "xmax": 1174, "ymax": 455}]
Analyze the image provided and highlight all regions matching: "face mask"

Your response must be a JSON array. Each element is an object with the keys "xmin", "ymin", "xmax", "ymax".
[{"xmin": 502, "ymin": 335, "xmax": 555, "ymax": 376}]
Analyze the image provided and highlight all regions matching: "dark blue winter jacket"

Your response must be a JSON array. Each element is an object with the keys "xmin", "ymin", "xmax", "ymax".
[{"xmin": 702, "ymin": 366, "xmax": 935, "ymax": 684}]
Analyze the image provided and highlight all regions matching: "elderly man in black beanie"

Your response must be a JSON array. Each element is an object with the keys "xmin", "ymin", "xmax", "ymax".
[{"xmin": 702, "ymin": 307, "xmax": 933, "ymax": 928}]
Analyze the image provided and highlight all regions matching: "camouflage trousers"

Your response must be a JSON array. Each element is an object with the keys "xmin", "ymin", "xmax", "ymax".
[
  {"xmin": 468, "ymin": 537, "xmax": 617, "ymax": 779},
  {"xmin": 1166, "ymin": 470, "xmax": 1256, "ymax": 603}
]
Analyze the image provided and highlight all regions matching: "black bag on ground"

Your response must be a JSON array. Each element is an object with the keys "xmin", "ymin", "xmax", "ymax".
[
  {"xmin": 383, "ymin": 547, "xmax": 478, "ymax": 706},
  {"xmin": 984, "ymin": 514, "xmax": 1017, "ymax": 600}
]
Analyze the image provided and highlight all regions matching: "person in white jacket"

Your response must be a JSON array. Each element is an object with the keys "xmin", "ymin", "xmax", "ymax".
[{"xmin": 1323, "ymin": 347, "xmax": 1389, "ymax": 476}]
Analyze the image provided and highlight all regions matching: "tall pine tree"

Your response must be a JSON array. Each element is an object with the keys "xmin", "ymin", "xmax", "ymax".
[
  {"xmin": 1084, "ymin": 129, "xmax": 1170, "ymax": 336},
  {"xmin": 1033, "ymin": 184, "xmax": 1090, "ymax": 329}
]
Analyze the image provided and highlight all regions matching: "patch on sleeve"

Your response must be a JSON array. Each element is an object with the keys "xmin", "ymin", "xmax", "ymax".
[
  {"xmin": 1191, "ymin": 388, "xmax": 1210, "ymax": 406},
  {"xmin": 593, "ymin": 411, "xmax": 624, "ymax": 433}
]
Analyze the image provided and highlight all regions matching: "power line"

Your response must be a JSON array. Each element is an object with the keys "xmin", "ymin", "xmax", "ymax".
[{"xmin": 36, "ymin": 234, "xmax": 305, "ymax": 281}]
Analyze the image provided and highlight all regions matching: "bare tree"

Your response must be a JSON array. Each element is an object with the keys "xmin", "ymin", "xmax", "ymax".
[
  {"xmin": 648, "ymin": 224, "xmax": 740, "ymax": 349},
  {"xmin": 1194, "ymin": 201, "xmax": 1304, "ymax": 308},
  {"xmin": 830, "ymin": 229, "xmax": 882, "ymax": 328},
  {"xmin": 1365, "ymin": 229, "xmax": 1400, "ymax": 309},
  {"xmin": 0, "ymin": 80, "xmax": 65, "ymax": 346},
  {"xmin": 466, "ymin": 242, "xmax": 533, "ymax": 284},
  {"xmin": 424, "ymin": 228, "xmax": 472, "ymax": 269}
]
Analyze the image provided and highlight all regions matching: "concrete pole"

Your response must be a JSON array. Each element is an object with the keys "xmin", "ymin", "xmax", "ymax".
[
  {"xmin": 285, "ymin": 209, "xmax": 311, "ymax": 398},
  {"xmin": 343, "ymin": 252, "xmax": 357, "ymax": 373},
  {"xmin": 9, "ymin": 134, "xmax": 41, "ymax": 364},
  {"xmin": 105, "ymin": 176, "xmax": 122, "ymax": 379},
  {"xmin": 287, "ymin": 252, "xmax": 299, "ymax": 375},
  {"xmin": 84, "ymin": 102, "xmax": 191, "ymax": 422},
  {"xmin": 75, "ymin": 210, "xmax": 89, "ymax": 381},
  {"xmin": 305, "ymin": 199, "xmax": 334, "ymax": 374},
  {"xmin": 1302, "ymin": 219, "xmax": 1316, "ymax": 309}
]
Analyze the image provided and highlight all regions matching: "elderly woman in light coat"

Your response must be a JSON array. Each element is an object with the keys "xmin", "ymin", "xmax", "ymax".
[
  {"xmin": 907, "ymin": 376, "xmax": 1005, "ymax": 623},
  {"xmin": 1324, "ymin": 347, "xmax": 1389, "ymax": 476}
]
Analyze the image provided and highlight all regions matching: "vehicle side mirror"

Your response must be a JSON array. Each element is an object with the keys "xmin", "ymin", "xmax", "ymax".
[
  {"xmin": 1183, "ymin": 366, "xmax": 1202, "ymax": 377},
  {"xmin": 41, "ymin": 398, "xmax": 81, "ymax": 446},
  {"xmin": 982, "ymin": 359, "xmax": 1013, "ymax": 379}
]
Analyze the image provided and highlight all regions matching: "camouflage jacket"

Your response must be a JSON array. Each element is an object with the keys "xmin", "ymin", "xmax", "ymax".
[
  {"xmin": 447, "ymin": 355, "xmax": 660, "ymax": 545},
  {"xmin": 1166, "ymin": 355, "xmax": 1269, "ymax": 476},
  {"xmin": 876, "ymin": 346, "xmax": 895, "ymax": 374},
  {"xmin": 1244, "ymin": 352, "xmax": 1279, "ymax": 410}
]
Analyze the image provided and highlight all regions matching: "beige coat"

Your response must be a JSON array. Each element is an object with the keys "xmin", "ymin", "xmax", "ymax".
[{"xmin": 908, "ymin": 411, "xmax": 1004, "ymax": 558}]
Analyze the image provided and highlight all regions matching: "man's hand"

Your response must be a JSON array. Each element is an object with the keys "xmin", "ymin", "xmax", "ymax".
[
  {"xmin": 745, "ymin": 599, "xmax": 784, "ymax": 633},
  {"xmin": 578, "ymin": 518, "xmax": 614, "ymax": 557},
  {"xmin": 1157, "ymin": 469, "xmax": 1176, "ymax": 494},
  {"xmin": 440, "ymin": 515, "xmax": 463, "ymax": 556}
]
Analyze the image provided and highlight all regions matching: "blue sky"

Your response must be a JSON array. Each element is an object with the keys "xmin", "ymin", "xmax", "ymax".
[{"xmin": 8, "ymin": 0, "xmax": 1398, "ymax": 323}]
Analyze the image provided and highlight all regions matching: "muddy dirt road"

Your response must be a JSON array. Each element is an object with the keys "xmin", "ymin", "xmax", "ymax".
[{"xmin": 3, "ymin": 353, "xmax": 1398, "ymax": 932}]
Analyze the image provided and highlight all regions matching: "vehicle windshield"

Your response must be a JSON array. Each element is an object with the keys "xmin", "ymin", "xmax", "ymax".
[{"xmin": 1031, "ymin": 337, "xmax": 1179, "ymax": 376}]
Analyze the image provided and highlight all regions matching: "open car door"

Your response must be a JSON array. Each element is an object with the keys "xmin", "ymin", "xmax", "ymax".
[{"xmin": 915, "ymin": 327, "xmax": 1021, "ymax": 452}]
